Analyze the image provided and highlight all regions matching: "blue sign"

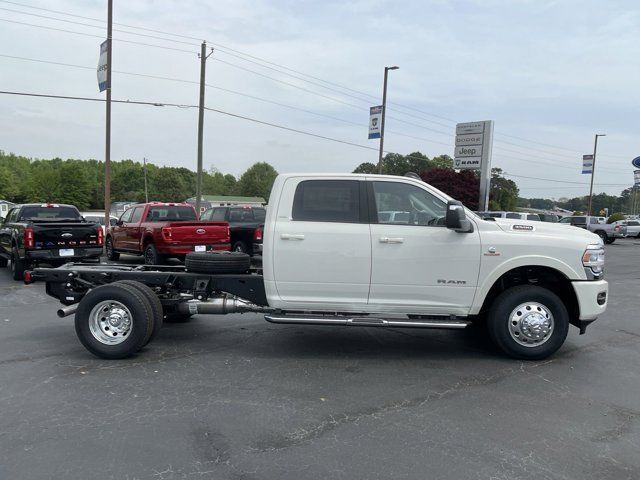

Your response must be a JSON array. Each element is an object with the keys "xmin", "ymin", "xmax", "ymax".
[{"xmin": 632, "ymin": 156, "xmax": 640, "ymax": 169}]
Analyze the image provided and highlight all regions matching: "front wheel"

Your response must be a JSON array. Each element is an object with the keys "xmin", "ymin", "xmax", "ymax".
[
  {"xmin": 487, "ymin": 285, "xmax": 569, "ymax": 360},
  {"xmin": 595, "ymin": 231, "xmax": 607, "ymax": 243}
]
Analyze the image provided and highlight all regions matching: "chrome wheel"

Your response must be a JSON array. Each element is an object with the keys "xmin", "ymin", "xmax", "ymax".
[
  {"xmin": 508, "ymin": 302, "xmax": 554, "ymax": 347},
  {"xmin": 88, "ymin": 300, "xmax": 133, "ymax": 345}
]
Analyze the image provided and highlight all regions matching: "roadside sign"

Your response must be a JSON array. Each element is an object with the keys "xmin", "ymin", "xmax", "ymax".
[
  {"xmin": 582, "ymin": 154, "xmax": 594, "ymax": 174},
  {"xmin": 454, "ymin": 120, "xmax": 494, "ymax": 212},
  {"xmin": 632, "ymin": 156, "xmax": 640, "ymax": 169},
  {"xmin": 634, "ymin": 169, "xmax": 640, "ymax": 186},
  {"xmin": 97, "ymin": 40, "xmax": 108, "ymax": 92},
  {"xmin": 368, "ymin": 106, "xmax": 383, "ymax": 139}
]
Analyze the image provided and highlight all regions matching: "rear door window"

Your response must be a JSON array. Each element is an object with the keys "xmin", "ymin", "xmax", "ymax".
[
  {"xmin": 506, "ymin": 213, "xmax": 521, "ymax": 219},
  {"xmin": 130, "ymin": 207, "xmax": 144, "ymax": 223},
  {"xmin": 292, "ymin": 180, "xmax": 361, "ymax": 223}
]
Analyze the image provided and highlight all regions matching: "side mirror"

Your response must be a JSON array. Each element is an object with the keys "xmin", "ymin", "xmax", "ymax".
[
  {"xmin": 115, "ymin": 220, "xmax": 124, "ymax": 227},
  {"xmin": 445, "ymin": 200, "xmax": 474, "ymax": 233}
]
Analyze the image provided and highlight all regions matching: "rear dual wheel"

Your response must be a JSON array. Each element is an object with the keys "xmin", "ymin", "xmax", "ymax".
[{"xmin": 74, "ymin": 281, "xmax": 163, "ymax": 359}]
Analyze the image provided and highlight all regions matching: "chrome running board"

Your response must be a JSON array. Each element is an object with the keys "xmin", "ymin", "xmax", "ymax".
[{"xmin": 264, "ymin": 314, "xmax": 470, "ymax": 329}]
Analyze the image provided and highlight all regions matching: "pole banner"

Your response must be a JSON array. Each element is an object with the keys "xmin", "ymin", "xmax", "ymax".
[
  {"xmin": 368, "ymin": 105, "xmax": 383, "ymax": 139},
  {"xmin": 97, "ymin": 40, "xmax": 109, "ymax": 92}
]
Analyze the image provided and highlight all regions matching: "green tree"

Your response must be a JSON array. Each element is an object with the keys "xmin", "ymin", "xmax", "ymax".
[
  {"xmin": 236, "ymin": 162, "xmax": 278, "ymax": 200},
  {"xmin": 490, "ymin": 168, "xmax": 519, "ymax": 211},
  {"xmin": 57, "ymin": 161, "xmax": 92, "ymax": 209},
  {"xmin": 353, "ymin": 162, "xmax": 377, "ymax": 174},
  {"xmin": 430, "ymin": 154, "xmax": 453, "ymax": 169}
]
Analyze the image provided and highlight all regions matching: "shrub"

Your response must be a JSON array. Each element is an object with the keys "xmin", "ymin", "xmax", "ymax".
[{"xmin": 607, "ymin": 212, "xmax": 625, "ymax": 224}]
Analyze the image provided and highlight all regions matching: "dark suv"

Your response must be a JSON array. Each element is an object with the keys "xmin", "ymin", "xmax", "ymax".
[{"xmin": 200, "ymin": 206, "xmax": 265, "ymax": 255}]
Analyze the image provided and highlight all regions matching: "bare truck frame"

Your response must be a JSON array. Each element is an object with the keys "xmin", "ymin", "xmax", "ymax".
[{"xmin": 28, "ymin": 259, "xmax": 474, "ymax": 360}]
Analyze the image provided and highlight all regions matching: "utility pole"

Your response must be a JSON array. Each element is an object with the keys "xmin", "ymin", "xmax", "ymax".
[
  {"xmin": 103, "ymin": 0, "xmax": 113, "ymax": 229},
  {"xmin": 377, "ymin": 66, "xmax": 399, "ymax": 174},
  {"xmin": 195, "ymin": 42, "xmax": 214, "ymax": 216},
  {"xmin": 143, "ymin": 157, "xmax": 149, "ymax": 203},
  {"xmin": 587, "ymin": 133, "xmax": 606, "ymax": 217}
]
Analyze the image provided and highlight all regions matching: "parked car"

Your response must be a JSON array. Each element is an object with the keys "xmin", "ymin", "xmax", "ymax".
[
  {"xmin": 200, "ymin": 206, "xmax": 265, "ymax": 255},
  {"xmin": 32, "ymin": 173, "xmax": 607, "ymax": 361},
  {"xmin": 81, "ymin": 212, "xmax": 118, "ymax": 236},
  {"xmin": 478, "ymin": 211, "xmax": 541, "ymax": 221},
  {"xmin": 611, "ymin": 220, "xmax": 640, "ymax": 238},
  {"xmin": 538, "ymin": 213, "xmax": 559, "ymax": 223},
  {"xmin": 558, "ymin": 215, "xmax": 626, "ymax": 243},
  {"xmin": 0, "ymin": 203, "xmax": 103, "ymax": 280},
  {"xmin": 105, "ymin": 202, "xmax": 231, "ymax": 264}
]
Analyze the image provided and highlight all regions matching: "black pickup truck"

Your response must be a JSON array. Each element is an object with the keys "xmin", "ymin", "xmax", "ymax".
[
  {"xmin": 200, "ymin": 206, "xmax": 265, "ymax": 255},
  {"xmin": 0, "ymin": 203, "xmax": 103, "ymax": 280}
]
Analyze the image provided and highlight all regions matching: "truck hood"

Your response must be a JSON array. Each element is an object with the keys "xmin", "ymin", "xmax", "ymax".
[{"xmin": 489, "ymin": 218, "xmax": 602, "ymax": 244}]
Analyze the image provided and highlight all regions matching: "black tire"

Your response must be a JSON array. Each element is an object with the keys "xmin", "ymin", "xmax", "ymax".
[
  {"xmin": 595, "ymin": 231, "xmax": 607, "ymax": 243},
  {"xmin": 105, "ymin": 237, "xmax": 120, "ymax": 261},
  {"xmin": 232, "ymin": 241, "xmax": 248, "ymax": 254},
  {"xmin": 117, "ymin": 280, "xmax": 163, "ymax": 345},
  {"xmin": 144, "ymin": 243, "xmax": 164, "ymax": 265},
  {"xmin": 185, "ymin": 251, "xmax": 250, "ymax": 274},
  {"xmin": 487, "ymin": 285, "xmax": 569, "ymax": 360},
  {"xmin": 11, "ymin": 246, "xmax": 27, "ymax": 281},
  {"xmin": 74, "ymin": 282, "xmax": 155, "ymax": 359},
  {"xmin": 605, "ymin": 238, "xmax": 615, "ymax": 244},
  {"xmin": 0, "ymin": 256, "xmax": 7, "ymax": 268}
]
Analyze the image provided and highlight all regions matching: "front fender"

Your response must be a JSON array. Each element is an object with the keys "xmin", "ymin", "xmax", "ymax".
[{"xmin": 470, "ymin": 255, "xmax": 583, "ymax": 315}]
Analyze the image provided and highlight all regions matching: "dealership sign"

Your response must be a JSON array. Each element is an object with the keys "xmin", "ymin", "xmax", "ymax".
[
  {"xmin": 454, "ymin": 120, "xmax": 494, "ymax": 211},
  {"xmin": 582, "ymin": 154, "xmax": 594, "ymax": 174},
  {"xmin": 453, "ymin": 121, "xmax": 493, "ymax": 171},
  {"xmin": 635, "ymin": 170, "xmax": 640, "ymax": 187},
  {"xmin": 368, "ymin": 106, "xmax": 383, "ymax": 139},
  {"xmin": 632, "ymin": 156, "xmax": 640, "ymax": 169}
]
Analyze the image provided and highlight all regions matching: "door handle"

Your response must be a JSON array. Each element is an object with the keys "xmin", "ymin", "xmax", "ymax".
[
  {"xmin": 379, "ymin": 237, "xmax": 404, "ymax": 244},
  {"xmin": 281, "ymin": 233, "xmax": 305, "ymax": 240}
]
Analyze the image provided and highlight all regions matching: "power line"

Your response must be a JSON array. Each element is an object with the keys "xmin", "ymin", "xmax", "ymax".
[
  {"xmin": 0, "ymin": 17, "xmax": 196, "ymax": 53},
  {"xmin": 2, "ymin": 0, "xmax": 635, "ymax": 162},
  {"xmin": 0, "ymin": 52, "xmax": 457, "ymax": 151},
  {"xmin": 2, "ymin": 8, "xmax": 630, "ymax": 163},
  {"xmin": 502, "ymin": 172, "xmax": 629, "ymax": 187}
]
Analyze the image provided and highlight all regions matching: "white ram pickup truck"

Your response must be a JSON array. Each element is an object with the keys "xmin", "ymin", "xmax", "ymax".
[{"xmin": 30, "ymin": 173, "xmax": 608, "ymax": 361}]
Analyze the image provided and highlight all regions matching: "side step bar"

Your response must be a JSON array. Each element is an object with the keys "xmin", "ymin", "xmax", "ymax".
[{"xmin": 264, "ymin": 314, "xmax": 470, "ymax": 329}]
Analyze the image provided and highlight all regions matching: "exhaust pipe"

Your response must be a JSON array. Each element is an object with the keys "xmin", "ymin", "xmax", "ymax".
[
  {"xmin": 57, "ymin": 304, "xmax": 78, "ymax": 318},
  {"xmin": 175, "ymin": 296, "xmax": 269, "ymax": 315}
]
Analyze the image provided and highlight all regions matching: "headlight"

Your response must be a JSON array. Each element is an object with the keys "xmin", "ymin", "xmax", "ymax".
[{"xmin": 583, "ymin": 244, "xmax": 605, "ymax": 278}]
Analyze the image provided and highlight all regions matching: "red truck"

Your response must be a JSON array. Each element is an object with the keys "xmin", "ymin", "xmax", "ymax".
[{"xmin": 105, "ymin": 202, "xmax": 230, "ymax": 264}]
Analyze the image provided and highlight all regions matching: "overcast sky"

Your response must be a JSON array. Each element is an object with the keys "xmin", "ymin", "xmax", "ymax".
[{"xmin": 0, "ymin": 0, "xmax": 638, "ymax": 198}]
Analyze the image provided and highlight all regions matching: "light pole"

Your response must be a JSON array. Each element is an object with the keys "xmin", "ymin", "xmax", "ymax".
[
  {"xmin": 587, "ymin": 133, "xmax": 606, "ymax": 216},
  {"xmin": 377, "ymin": 65, "xmax": 399, "ymax": 174}
]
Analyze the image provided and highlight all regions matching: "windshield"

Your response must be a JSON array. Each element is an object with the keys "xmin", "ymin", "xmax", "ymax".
[
  {"xmin": 146, "ymin": 206, "xmax": 196, "ymax": 222},
  {"xmin": 19, "ymin": 206, "xmax": 82, "ymax": 221}
]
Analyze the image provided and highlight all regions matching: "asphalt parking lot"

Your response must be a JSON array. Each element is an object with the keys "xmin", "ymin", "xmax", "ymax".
[{"xmin": 1, "ymin": 245, "xmax": 639, "ymax": 480}]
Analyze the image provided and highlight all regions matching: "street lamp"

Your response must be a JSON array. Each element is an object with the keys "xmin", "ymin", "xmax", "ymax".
[
  {"xmin": 587, "ymin": 133, "xmax": 606, "ymax": 216},
  {"xmin": 377, "ymin": 65, "xmax": 399, "ymax": 174}
]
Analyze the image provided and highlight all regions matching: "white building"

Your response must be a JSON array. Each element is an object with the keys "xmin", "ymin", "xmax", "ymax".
[{"xmin": 0, "ymin": 200, "xmax": 15, "ymax": 219}]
